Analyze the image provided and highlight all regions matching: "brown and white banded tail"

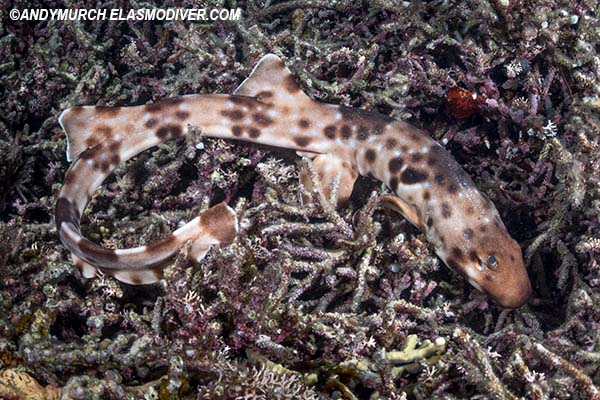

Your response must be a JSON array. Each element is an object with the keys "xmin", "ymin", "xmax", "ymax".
[{"xmin": 57, "ymin": 201, "xmax": 238, "ymax": 285}]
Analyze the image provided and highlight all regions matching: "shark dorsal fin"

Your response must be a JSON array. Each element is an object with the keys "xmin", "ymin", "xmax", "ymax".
[{"xmin": 234, "ymin": 54, "xmax": 312, "ymax": 105}]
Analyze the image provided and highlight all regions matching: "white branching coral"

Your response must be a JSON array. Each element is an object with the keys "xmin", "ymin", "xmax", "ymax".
[
  {"xmin": 197, "ymin": 362, "xmax": 320, "ymax": 400},
  {"xmin": 543, "ymin": 120, "xmax": 558, "ymax": 137},
  {"xmin": 505, "ymin": 60, "xmax": 523, "ymax": 78}
]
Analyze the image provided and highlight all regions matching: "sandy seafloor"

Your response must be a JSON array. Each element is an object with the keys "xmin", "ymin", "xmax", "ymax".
[{"xmin": 1, "ymin": 0, "xmax": 600, "ymax": 399}]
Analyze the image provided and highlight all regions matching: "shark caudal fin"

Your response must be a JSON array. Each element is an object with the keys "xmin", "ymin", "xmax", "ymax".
[
  {"xmin": 59, "ymin": 106, "xmax": 115, "ymax": 162},
  {"xmin": 234, "ymin": 54, "xmax": 312, "ymax": 106}
]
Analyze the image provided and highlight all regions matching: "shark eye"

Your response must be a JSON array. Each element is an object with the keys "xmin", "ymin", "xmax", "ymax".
[{"xmin": 487, "ymin": 255, "xmax": 498, "ymax": 269}]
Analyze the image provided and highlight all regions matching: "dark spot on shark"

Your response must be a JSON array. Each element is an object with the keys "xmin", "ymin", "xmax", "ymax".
[
  {"xmin": 338, "ymin": 105, "xmax": 394, "ymax": 124},
  {"xmin": 175, "ymin": 111, "xmax": 190, "ymax": 120},
  {"xmin": 423, "ymin": 191, "xmax": 431, "ymax": 200},
  {"xmin": 247, "ymin": 127, "xmax": 261, "ymax": 138},
  {"xmin": 96, "ymin": 125, "xmax": 112, "ymax": 137},
  {"xmin": 385, "ymin": 138, "xmax": 397, "ymax": 149},
  {"xmin": 156, "ymin": 125, "xmax": 183, "ymax": 140},
  {"xmin": 389, "ymin": 157, "xmax": 404, "ymax": 173},
  {"xmin": 451, "ymin": 247, "xmax": 464, "ymax": 261},
  {"xmin": 341, "ymin": 125, "xmax": 352, "ymax": 139},
  {"xmin": 85, "ymin": 137, "xmax": 99, "ymax": 148},
  {"xmin": 298, "ymin": 119, "xmax": 311, "ymax": 128},
  {"xmin": 441, "ymin": 203, "xmax": 452, "ymax": 218},
  {"xmin": 373, "ymin": 124, "xmax": 385, "ymax": 135},
  {"xmin": 411, "ymin": 153, "xmax": 423, "ymax": 162},
  {"xmin": 294, "ymin": 136, "xmax": 312, "ymax": 147},
  {"xmin": 108, "ymin": 141, "xmax": 121, "ymax": 152},
  {"xmin": 469, "ymin": 250, "xmax": 479, "ymax": 262},
  {"xmin": 400, "ymin": 168, "xmax": 428, "ymax": 184},
  {"xmin": 408, "ymin": 129, "xmax": 423, "ymax": 142},
  {"xmin": 232, "ymin": 126, "xmax": 242, "ymax": 137},
  {"xmin": 230, "ymin": 96, "xmax": 257, "ymax": 108},
  {"xmin": 357, "ymin": 126, "xmax": 369, "ymax": 141},
  {"xmin": 146, "ymin": 118, "xmax": 158, "ymax": 129},
  {"xmin": 389, "ymin": 176, "xmax": 399, "ymax": 190},
  {"xmin": 85, "ymin": 126, "xmax": 112, "ymax": 147},
  {"xmin": 463, "ymin": 228, "xmax": 474, "ymax": 239},
  {"xmin": 448, "ymin": 183, "xmax": 459, "ymax": 194},
  {"xmin": 324, "ymin": 125, "xmax": 336, "ymax": 139},
  {"xmin": 221, "ymin": 109, "xmax": 245, "ymax": 120},
  {"xmin": 253, "ymin": 113, "xmax": 274, "ymax": 127},
  {"xmin": 365, "ymin": 149, "xmax": 376, "ymax": 163},
  {"xmin": 256, "ymin": 91, "xmax": 274, "ymax": 102},
  {"xmin": 55, "ymin": 197, "xmax": 80, "ymax": 229},
  {"xmin": 284, "ymin": 75, "xmax": 301, "ymax": 93}
]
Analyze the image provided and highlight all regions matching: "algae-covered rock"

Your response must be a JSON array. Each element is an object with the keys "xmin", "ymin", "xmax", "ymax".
[{"xmin": 0, "ymin": 368, "xmax": 60, "ymax": 400}]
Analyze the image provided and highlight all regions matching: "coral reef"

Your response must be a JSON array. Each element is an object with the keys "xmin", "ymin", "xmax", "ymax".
[{"xmin": 1, "ymin": 0, "xmax": 600, "ymax": 398}]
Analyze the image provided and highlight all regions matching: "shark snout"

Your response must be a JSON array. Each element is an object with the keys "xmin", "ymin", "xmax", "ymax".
[{"xmin": 492, "ymin": 275, "xmax": 532, "ymax": 309}]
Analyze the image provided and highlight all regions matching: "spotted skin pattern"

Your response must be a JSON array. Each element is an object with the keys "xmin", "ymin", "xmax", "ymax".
[{"xmin": 56, "ymin": 54, "xmax": 531, "ymax": 307}]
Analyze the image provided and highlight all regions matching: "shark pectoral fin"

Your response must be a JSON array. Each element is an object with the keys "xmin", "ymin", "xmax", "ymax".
[
  {"xmin": 72, "ymin": 254, "xmax": 98, "ymax": 279},
  {"xmin": 234, "ymin": 54, "xmax": 313, "ymax": 106},
  {"xmin": 300, "ymin": 154, "xmax": 359, "ymax": 207},
  {"xmin": 380, "ymin": 194, "xmax": 424, "ymax": 230}
]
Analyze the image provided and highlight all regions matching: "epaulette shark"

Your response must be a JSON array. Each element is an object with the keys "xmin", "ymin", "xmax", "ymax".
[{"xmin": 55, "ymin": 54, "xmax": 532, "ymax": 308}]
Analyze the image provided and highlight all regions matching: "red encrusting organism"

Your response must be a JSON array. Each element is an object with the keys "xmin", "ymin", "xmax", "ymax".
[{"xmin": 446, "ymin": 86, "xmax": 487, "ymax": 119}]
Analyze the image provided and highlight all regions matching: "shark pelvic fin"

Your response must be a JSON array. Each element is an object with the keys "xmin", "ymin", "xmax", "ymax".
[
  {"xmin": 300, "ymin": 154, "xmax": 359, "ymax": 207},
  {"xmin": 72, "ymin": 254, "xmax": 98, "ymax": 279}
]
